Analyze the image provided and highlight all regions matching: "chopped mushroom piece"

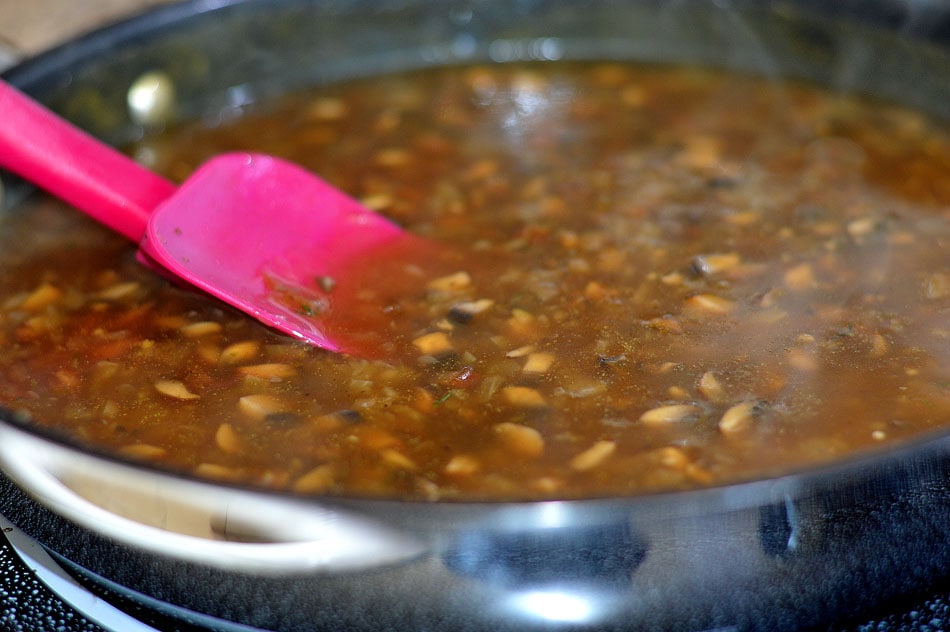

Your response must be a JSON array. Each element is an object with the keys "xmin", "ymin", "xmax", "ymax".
[
  {"xmin": 179, "ymin": 321, "xmax": 222, "ymax": 337},
  {"xmin": 562, "ymin": 378, "xmax": 608, "ymax": 398},
  {"xmin": 195, "ymin": 463, "xmax": 242, "ymax": 481},
  {"xmin": 584, "ymin": 281, "xmax": 609, "ymax": 300},
  {"xmin": 507, "ymin": 309, "xmax": 541, "ymax": 339},
  {"xmin": 382, "ymin": 449, "xmax": 418, "ymax": 471},
  {"xmin": 501, "ymin": 385, "xmax": 547, "ymax": 408},
  {"xmin": 448, "ymin": 298, "xmax": 495, "ymax": 323},
  {"xmin": 661, "ymin": 272, "xmax": 684, "ymax": 286},
  {"xmin": 923, "ymin": 272, "xmax": 950, "ymax": 299},
  {"xmin": 523, "ymin": 352, "xmax": 555, "ymax": 374},
  {"xmin": 293, "ymin": 465, "xmax": 335, "ymax": 493},
  {"xmin": 668, "ymin": 385, "xmax": 689, "ymax": 399},
  {"xmin": 238, "ymin": 394, "xmax": 285, "ymax": 421},
  {"xmin": 215, "ymin": 423, "xmax": 244, "ymax": 453},
  {"xmin": 846, "ymin": 216, "xmax": 879, "ymax": 239},
  {"xmin": 692, "ymin": 253, "xmax": 741, "ymax": 276},
  {"xmin": 445, "ymin": 454, "xmax": 481, "ymax": 476},
  {"xmin": 220, "ymin": 341, "xmax": 261, "ymax": 364},
  {"xmin": 784, "ymin": 263, "xmax": 815, "ymax": 292},
  {"xmin": 306, "ymin": 97, "xmax": 348, "ymax": 120},
  {"xmin": 97, "ymin": 281, "xmax": 140, "ymax": 301},
  {"xmin": 375, "ymin": 147, "xmax": 412, "ymax": 167},
  {"xmin": 427, "ymin": 271, "xmax": 472, "ymax": 293},
  {"xmin": 569, "ymin": 440, "xmax": 616, "ymax": 471},
  {"xmin": 685, "ymin": 294, "xmax": 735, "ymax": 314},
  {"xmin": 494, "ymin": 422, "xmax": 545, "ymax": 457},
  {"xmin": 118, "ymin": 444, "xmax": 167, "ymax": 460},
  {"xmin": 787, "ymin": 348, "xmax": 818, "ymax": 372},
  {"xmin": 506, "ymin": 345, "xmax": 536, "ymax": 358},
  {"xmin": 21, "ymin": 283, "xmax": 62, "ymax": 311},
  {"xmin": 870, "ymin": 333, "xmax": 888, "ymax": 358},
  {"xmin": 698, "ymin": 371, "xmax": 725, "ymax": 402},
  {"xmin": 238, "ymin": 363, "xmax": 297, "ymax": 380},
  {"xmin": 718, "ymin": 401, "xmax": 763, "ymax": 434},
  {"xmin": 154, "ymin": 380, "xmax": 199, "ymax": 400},
  {"xmin": 639, "ymin": 404, "xmax": 700, "ymax": 424},
  {"xmin": 656, "ymin": 446, "xmax": 690, "ymax": 469},
  {"xmin": 412, "ymin": 331, "xmax": 454, "ymax": 356},
  {"xmin": 361, "ymin": 193, "xmax": 394, "ymax": 212}
]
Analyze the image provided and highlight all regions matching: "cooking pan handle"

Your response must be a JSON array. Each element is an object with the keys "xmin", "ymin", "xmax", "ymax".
[{"xmin": 0, "ymin": 424, "xmax": 425, "ymax": 574}]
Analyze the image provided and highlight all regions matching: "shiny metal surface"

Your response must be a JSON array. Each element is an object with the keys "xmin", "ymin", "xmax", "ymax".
[{"xmin": 2, "ymin": 1, "xmax": 950, "ymax": 629}]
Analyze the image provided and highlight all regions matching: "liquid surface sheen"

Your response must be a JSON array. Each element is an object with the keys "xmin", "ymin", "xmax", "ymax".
[{"xmin": 2, "ymin": 62, "xmax": 950, "ymax": 500}]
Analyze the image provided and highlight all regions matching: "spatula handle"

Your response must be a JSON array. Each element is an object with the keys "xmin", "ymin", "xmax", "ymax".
[{"xmin": 0, "ymin": 80, "xmax": 175, "ymax": 242}]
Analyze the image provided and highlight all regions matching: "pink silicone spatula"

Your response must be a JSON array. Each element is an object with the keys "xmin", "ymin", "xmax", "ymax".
[{"xmin": 0, "ymin": 80, "xmax": 429, "ymax": 354}]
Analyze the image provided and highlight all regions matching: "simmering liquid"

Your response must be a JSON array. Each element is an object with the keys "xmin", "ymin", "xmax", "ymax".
[{"xmin": 1, "ymin": 62, "xmax": 949, "ymax": 500}]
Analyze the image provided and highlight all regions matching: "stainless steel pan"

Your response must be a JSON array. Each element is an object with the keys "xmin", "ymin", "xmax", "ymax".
[{"xmin": 2, "ymin": 1, "xmax": 950, "ymax": 629}]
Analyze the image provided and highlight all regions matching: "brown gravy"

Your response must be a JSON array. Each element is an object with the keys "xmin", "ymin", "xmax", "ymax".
[{"xmin": 1, "ymin": 62, "xmax": 949, "ymax": 500}]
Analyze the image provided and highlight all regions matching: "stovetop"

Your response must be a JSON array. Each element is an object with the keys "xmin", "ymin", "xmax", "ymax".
[
  {"xmin": 0, "ymin": 513, "xmax": 160, "ymax": 631},
  {"xmin": 2, "ymin": 512, "xmax": 950, "ymax": 632}
]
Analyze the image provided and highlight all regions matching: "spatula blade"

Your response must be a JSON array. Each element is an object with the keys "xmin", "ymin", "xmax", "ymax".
[{"xmin": 140, "ymin": 153, "xmax": 408, "ymax": 352}]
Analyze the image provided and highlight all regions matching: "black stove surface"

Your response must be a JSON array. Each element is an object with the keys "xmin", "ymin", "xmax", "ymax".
[{"xmin": 0, "ymin": 523, "xmax": 102, "ymax": 632}]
